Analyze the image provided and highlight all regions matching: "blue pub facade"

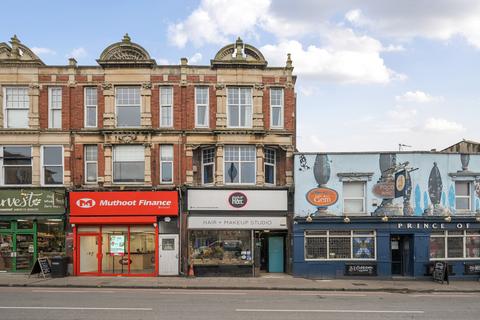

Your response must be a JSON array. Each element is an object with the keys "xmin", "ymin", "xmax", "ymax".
[{"xmin": 293, "ymin": 152, "xmax": 480, "ymax": 279}]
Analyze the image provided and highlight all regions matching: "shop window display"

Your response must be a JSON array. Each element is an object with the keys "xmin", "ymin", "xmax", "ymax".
[
  {"xmin": 37, "ymin": 219, "xmax": 65, "ymax": 259},
  {"xmin": 190, "ymin": 230, "xmax": 252, "ymax": 266}
]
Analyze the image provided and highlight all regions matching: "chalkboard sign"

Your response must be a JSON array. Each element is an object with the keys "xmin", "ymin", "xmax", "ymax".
[
  {"xmin": 345, "ymin": 263, "xmax": 377, "ymax": 276},
  {"xmin": 432, "ymin": 261, "xmax": 448, "ymax": 284},
  {"xmin": 464, "ymin": 263, "xmax": 480, "ymax": 275},
  {"xmin": 29, "ymin": 257, "xmax": 51, "ymax": 278}
]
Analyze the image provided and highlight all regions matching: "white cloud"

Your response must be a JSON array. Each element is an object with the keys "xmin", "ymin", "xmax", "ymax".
[
  {"xmin": 424, "ymin": 118, "xmax": 466, "ymax": 132},
  {"xmin": 189, "ymin": 52, "xmax": 202, "ymax": 64},
  {"xmin": 387, "ymin": 107, "xmax": 417, "ymax": 120},
  {"xmin": 67, "ymin": 47, "xmax": 87, "ymax": 59},
  {"xmin": 168, "ymin": 0, "xmax": 270, "ymax": 48},
  {"xmin": 261, "ymin": 34, "xmax": 405, "ymax": 84},
  {"xmin": 31, "ymin": 47, "xmax": 56, "ymax": 55},
  {"xmin": 395, "ymin": 90, "xmax": 443, "ymax": 103},
  {"xmin": 156, "ymin": 57, "xmax": 170, "ymax": 65}
]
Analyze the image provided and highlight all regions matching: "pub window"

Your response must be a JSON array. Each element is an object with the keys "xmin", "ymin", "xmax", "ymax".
[
  {"xmin": 270, "ymin": 88, "xmax": 284, "ymax": 128},
  {"xmin": 227, "ymin": 87, "xmax": 252, "ymax": 128},
  {"xmin": 160, "ymin": 87, "xmax": 173, "ymax": 127},
  {"xmin": 113, "ymin": 145, "xmax": 144, "ymax": 183},
  {"xmin": 48, "ymin": 87, "xmax": 62, "ymax": 129},
  {"xmin": 3, "ymin": 87, "xmax": 29, "ymax": 128},
  {"xmin": 1, "ymin": 146, "xmax": 32, "ymax": 185},
  {"xmin": 195, "ymin": 87, "xmax": 209, "ymax": 128},
  {"xmin": 305, "ymin": 230, "xmax": 376, "ymax": 260},
  {"xmin": 41, "ymin": 146, "xmax": 63, "ymax": 185},
  {"xmin": 160, "ymin": 145, "xmax": 173, "ymax": 184},
  {"xmin": 202, "ymin": 148, "xmax": 215, "ymax": 185},
  {"xmin": 343, "ymin": 181, "xmax": 366, "ymax": 214},
  {"xmin": 84, "ymin": 145, "xmax": 98, "ymax": 184},
  {"xmin": 429, "ymin": 230, "xmax": 480, "ymax": 260},
  {"xmin": 264, "ymin": 148, "xmax": 275, "ymax": 185},
  {"xmin": 115, "ymin": 86, "xmax": 141, "ymax": 127},
  {"xmin": 84, "ymin": 87, "xmax": 97, "ymax": 128},
  {"xmin": 224, "ymin": 145, "xmax": 255, "ymax": 184},
  {"xmin": 455, "ymin": 181, "xmax": 471, "ymax": 211}
]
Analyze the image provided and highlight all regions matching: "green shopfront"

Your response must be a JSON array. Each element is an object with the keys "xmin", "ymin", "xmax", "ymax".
[{"xmin": 0, "ymin": 189, "xmax": 65, "ymax": 272}]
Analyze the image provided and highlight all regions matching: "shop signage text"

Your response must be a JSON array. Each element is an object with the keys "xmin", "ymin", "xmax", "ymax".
[
  {"xmin": 306, "ymin": 187, "xmax": 338, "ymax": 207},
  {"xmin": 70, "ymin": 191, "xmax": 178, "ymax": 216},
  {"xmin": 397, "ymin": 222, "xmax": 471, "ymax": 230},
  {"xmin": 228, "ymin": 192, "xmax": 248, "ymax": 208},
  {"xmin": 345, "ymin": 263, "xmax": 377, "ymax": 276},
  {"xmin": 188, "ymin": 190, "xmax": 287, "ymax": 211},
  {"xmin": 188, "ymin": 216, "xmax": 287, "ymax": 230},
  {"xmin": 464, "ymin": 263, "xmax": 480, "ymax": 275},
  {"xmin": 0, "ymin": 189, "xmax": 65, "ymax": 214},
  {"xmin": 372, "ymin": 182, "xmax": 394, "ymax": 198}
]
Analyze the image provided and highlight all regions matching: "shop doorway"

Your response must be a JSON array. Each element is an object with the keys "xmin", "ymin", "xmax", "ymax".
[
  {"xmin": 0, "ymin": 232, "xmax": 35, "ymax": 272},
  {"xmin": 391, "ymin": 235, "xmax": 413, "ymax": 276},
  {"xmin": 257, "ymin": 232, "xmax": 286, "ymax": 274},
  {"xmin": 158, "ymin": 234, "xmax": 179, "ymax": 276}
]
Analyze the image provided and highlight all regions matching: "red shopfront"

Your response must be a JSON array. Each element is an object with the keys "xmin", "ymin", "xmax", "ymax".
[{"xmin": 69, "ymin": 191, "xmax": 178, "ymax": 276}]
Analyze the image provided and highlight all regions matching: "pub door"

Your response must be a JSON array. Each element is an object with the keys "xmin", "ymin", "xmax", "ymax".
[{"xmin": 391, "ymin": 235, "xmax": 413, "ymax": 276}]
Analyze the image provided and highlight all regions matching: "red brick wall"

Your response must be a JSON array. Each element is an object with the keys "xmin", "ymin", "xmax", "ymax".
[
  {"xmin": 75, "ymin": 75, "xmax": 87, "ymax": 82},
  {"xmin": 284, "ymin": 87, "xmax": 295, "ymax": 132},
  {"xmin": 57, "ymin": 75, "xmax": 69, "ymax": 82},
  {"xmin": 151, "ymin": 144, "xmax": 159, "ymax": 186},
  {"xmin": 173, "ymin": 85, "xmax": 182, "ymax": 130},
  {"xmin": 39, "ymin": 75, "xmax": 51, "ymax": 82},
  {"xmin": 61, "ymin": 86, "xmax": 70, "ymax": 130},
  {"xmin": 39, "ymin": 86, "xmax": 48, "ymax": 129},
  {"xmin": 97, "ymin": 86, "xmax": 104, "ymax": 129},
  {"xmin": 263, "ymin": 88, "xmax": 270, "ymax": 130},
  {"xmin": 151, "ymin": 86, "xmax": 159, "ymax": 128},
  {"xmin": 92, "ymin": 75, "xmax": 104, "ymax": 82},
  {"xmin": 73, "ymin": 144, "xmax": 83, "ymax": 186},
  {"xmin": 97, "ymin": 144, "xmax": 104, "ymax": 181},
  {"xmin": 70, "ymin": 86, "xmax": 84, "ymax": 130},
  {"xmin": 185, "ymin": 86, "xmax": 195, "ymax": 130},
  {"xmin": 276, "ymin": 149, "xmax": 286, "ymax": 186}
]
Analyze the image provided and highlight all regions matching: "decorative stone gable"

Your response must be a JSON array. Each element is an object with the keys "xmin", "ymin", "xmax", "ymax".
[
  {"xmin": 97, "ymin": 33, "xmax": 156, "ymax": 68},
  {"xmin": 211, "ymin": 37, "xmax": 267, "ymax": 69},
  {"xmin": 0, "ymin": 35, "xmax": 45, "ymax": 66}
]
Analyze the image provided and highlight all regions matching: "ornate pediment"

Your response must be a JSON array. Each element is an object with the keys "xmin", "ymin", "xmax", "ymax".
[
  {"xmin": 97, "ymin": 34, "xmax": 156, "ymax": 68},
  {"xmin": 211, "ymin": 37, "xmax": 267, "ymax": 69},
  {"xmin": 0, "ymin": 35, "xmax": 45, "ymax": 67}
]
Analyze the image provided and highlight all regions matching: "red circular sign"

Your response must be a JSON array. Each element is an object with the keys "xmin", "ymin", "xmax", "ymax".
[{"xmin": 228, "ymin": 192, "xmax": 248, "ymax": 208}]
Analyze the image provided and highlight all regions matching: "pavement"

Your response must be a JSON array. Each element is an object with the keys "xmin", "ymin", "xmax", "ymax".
[{"xmin": 0, "ymin": 273, "xmax": 479, "ymax": 292}]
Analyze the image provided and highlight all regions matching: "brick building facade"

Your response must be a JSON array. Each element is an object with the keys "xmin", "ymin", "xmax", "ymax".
[{"xmin": 0, "ymin": 34, "xmax": 296, "ymax": 276}]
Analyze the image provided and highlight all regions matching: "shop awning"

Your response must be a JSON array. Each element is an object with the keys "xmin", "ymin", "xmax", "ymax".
[{"xmin": 69, "ymin": 216, "xmax": 156, "ymax": 225}]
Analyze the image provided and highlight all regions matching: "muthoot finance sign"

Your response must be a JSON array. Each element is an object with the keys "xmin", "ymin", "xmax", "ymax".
[{"xmin": 70, "ymin": 191, "xmax": 178, "ymax": 216}]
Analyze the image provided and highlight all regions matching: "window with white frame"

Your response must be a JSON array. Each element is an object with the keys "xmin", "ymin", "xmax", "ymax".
[
  {"xmin": 84, "ymin": 87, "xmax": 97, "ymax": 128},
  {"xmin": 305, "ymin": 230, "xmax": 376, "ymax": 260},
  {"xmin": 48, "ymin": 87, "xmax": 62, "ymax": 129},
  {"xmin": 1, "ymin": 146, "xmax": 32, "ymax": 185},
  {"xmin": 264, "ymin": 148, "xmax": 275, "ymax": 185},
  {"xmin": 343, "ymin": 181, "xmax": 366, "ymax": 214},
  {"xmin": 42, "ymin": 146, "xmax": 63, "ymax": 185},
  {"xmin": 160, "ymin": 145, "xmax": 173, "ymax": 184},
  {"xmin": 430, "ymin": 230, "xmax": 480, "ymax": 259},
  {"xmin": 202, "ymin": 148, "xmax": 215, "ymax": 185},
  {"xmin": 160, "ymin": 87, "xmax": 173, "ymax": 127},
  {"xmin": 84, "ymin": 145, "xmax": 98, "ymax": 183},
  {"xmin": 455, "ymin": 181, "xmax": 471, "ymax": 211},
  {"xmin": 115, "ymin": 86, "xmax": 141, "ymax": 127},
  {"xmin": 4, "ymin": 87, "xmax": 29, "ymax": 128},
  {"xmin": 227, "ymin": 87, "xmax": 252, "ymax": 128},
  {"xmin": 224, "ymin": 145, "xmax": 255, "ymax": 184},
  {"xmin": 270, "ymin": 88, "xmax": 284, "ymax": 128},
  {"xmin": 195, "ymin": 87, "xmax": 209, "ymax": 127},
  {"xmin": 113, "ymin": 145, "xmax": 144, "ymax": 183}
]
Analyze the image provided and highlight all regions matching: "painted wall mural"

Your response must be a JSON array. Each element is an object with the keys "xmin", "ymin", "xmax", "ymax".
[{"xmin": 294, "ymin": 153, "xmax": 480, "ymax": 217}]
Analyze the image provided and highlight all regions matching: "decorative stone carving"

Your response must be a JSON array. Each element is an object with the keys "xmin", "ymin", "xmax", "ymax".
[
  {"xmin": 0, "ymin": 35, "xmax": 45, "ymax": 66},
  {"xmin": 254, "ymin": 83, "xmax": 264, "ymax": 91},
  {"xmin": 117, "ymin": 134, "xmax": 137, "ymax": 144},
  {"xmin": 215, "ymin": 83, "xmax": 225, "ymax": 90},
  {"xmin": 97, "ymin": 34, "xmax": 156, "ymax": 68},
  {"xmin": 142, "ymin": 82, "xmax": 152, "ymax": 90},
  {"xmin": 29, "ymin": 83, "xmax": 40, "ymax": 90},
  {"xmin": 211, "ymin": 37, "xmax": 267, "ymax": 69},
  {"xmin": 102, "ymin": 82, "xmax": 112, "ymax": 90}
]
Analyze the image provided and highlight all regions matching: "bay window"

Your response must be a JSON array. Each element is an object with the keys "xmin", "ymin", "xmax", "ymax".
[
  {"xmin": 224, "ymin": 145, "xmax": 255, "ymax": 184},
  {"xmin": 227, "ymin": 87, "xmax": 252, "ymax": 128},
  {"xmin": 305, "ymin": 230, "xmax": 376, "ymax": 260},
  {"xmin": 48, "ymin": 87, "xmax": 62, "ymax": 129},
  {"xmin": 115, "ymin": 87, "xmax": 141, "ymax": 127},
  {"xmin": 113, "ymin": 145, "xmax": 144, "ymax": 183},
  {"xmin": 42, "ymin": 146, "xmax": 63, "ymax": 185},
  {"xmin": 4, "ymin": 87, "xmax": 29, "ymax": 128},
  {"xmin": 1, "ymin": 146, "xmax": 32, "ymax": 185},
  {"xmin": 202, "ymin": 148, "xmax": 215, "ymax": 185}
]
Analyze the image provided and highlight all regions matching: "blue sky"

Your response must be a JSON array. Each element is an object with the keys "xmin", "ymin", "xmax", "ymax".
[{"xmin": 2, "ymin": 0, "xmax": 479, "ymax": 151}]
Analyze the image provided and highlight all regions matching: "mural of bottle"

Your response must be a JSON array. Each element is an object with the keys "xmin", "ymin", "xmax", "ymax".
[
  {"xmin": 460, "ymin": 154, "xmax": 470, "ymax": 171},
  {"xmin": 374, "ymin": 153, "xmax": 396, "ymax": 216},
  {"xmin": 403, "ymin": 170, "xmax": 413, "ymax": 215},
  {"xmin": 428, "ymin": 162, "xmax": 443, "ymax": 215},
  {"xmin": 414, "ymin": 185, "xmax": 423, "ymax": 216},
  {"xmin": 312, "ymin": 154, "xmax": 332, "ymax": 216}
]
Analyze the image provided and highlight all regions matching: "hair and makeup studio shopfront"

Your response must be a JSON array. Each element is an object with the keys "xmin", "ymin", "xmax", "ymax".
[
  {"xmin": 0, "ymin": 188, "xmax": 65, "ymax": 272},
  {"xmin": 69, "ymin": 191, "xmax": 179, "ymax": 276},
  {"xmin": 186, "ymin": 189, "xmax": 289, "ymax": 276}
]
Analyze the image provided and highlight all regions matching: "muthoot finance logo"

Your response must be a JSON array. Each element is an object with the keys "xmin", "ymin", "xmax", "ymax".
[{"xmin": 76, "ymin": 198, "xmax": 96, "ymax": 208}]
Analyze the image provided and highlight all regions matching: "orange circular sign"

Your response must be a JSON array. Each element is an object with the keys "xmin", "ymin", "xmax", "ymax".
[{"xmin": 306, "ymin": 187, "xmax": 338, "ymax": 207}]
